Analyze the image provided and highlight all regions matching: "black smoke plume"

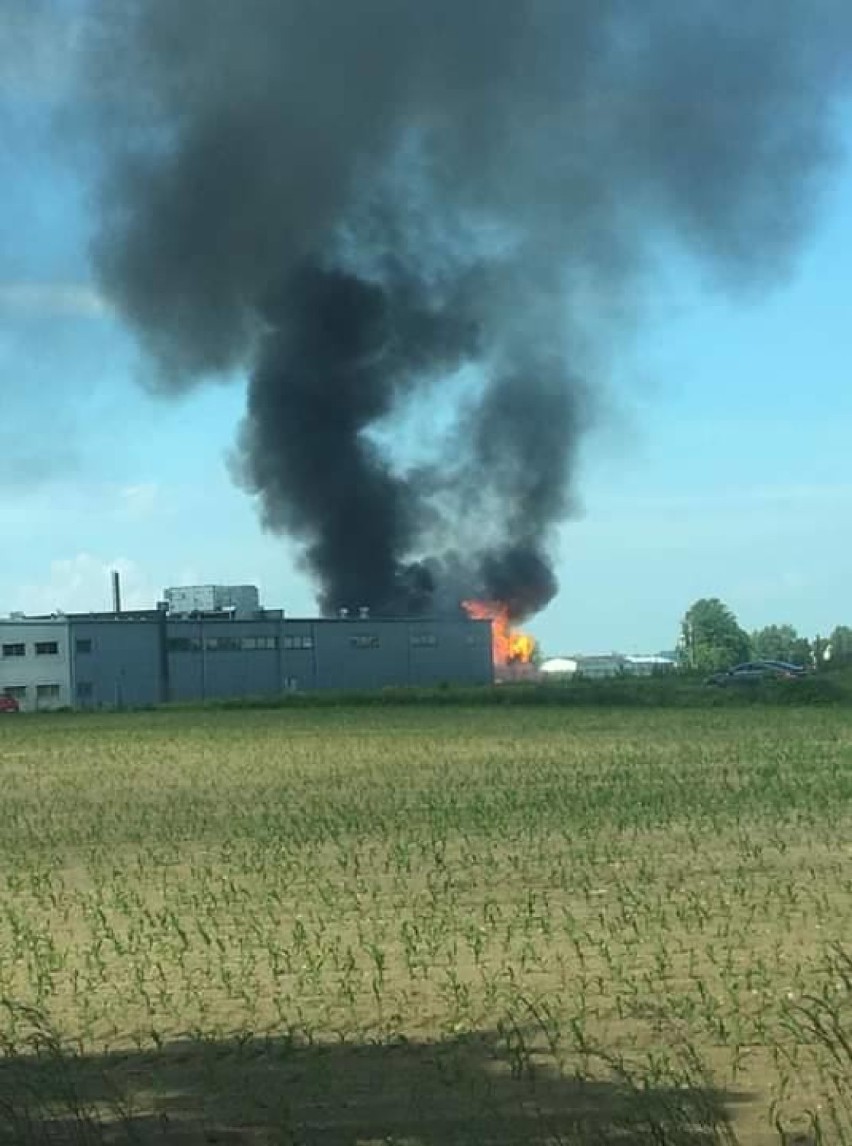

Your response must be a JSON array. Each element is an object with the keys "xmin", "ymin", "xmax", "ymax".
[{"xmin": 82, "ymin": 1, "xmax": 851, "ymax": 618}]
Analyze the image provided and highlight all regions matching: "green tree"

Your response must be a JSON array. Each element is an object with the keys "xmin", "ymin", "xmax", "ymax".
[
  {"xmin": 789, "ymin": 636, "xmax": 813, "ymax": 668},
  {"xmin": 680, "ymin": 598, "xmax": 751, "ymax": 672},
  {"xmin": 751, "ymin": 624, "xmax": 811, "ymax": 666}
]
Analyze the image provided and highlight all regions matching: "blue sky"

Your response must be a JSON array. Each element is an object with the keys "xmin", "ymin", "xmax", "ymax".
[{"xmin": 2, "ymin": 12, "xmax": 851, "ymax": 656}]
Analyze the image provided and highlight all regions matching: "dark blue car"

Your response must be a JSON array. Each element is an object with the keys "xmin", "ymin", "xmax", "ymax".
[{"xmin": 705, "ymin": 660, "xmax": 807, "ymax": 686}]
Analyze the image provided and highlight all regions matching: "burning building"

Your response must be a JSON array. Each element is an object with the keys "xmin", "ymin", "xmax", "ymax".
[{"xmin": 462, "ymin": 600, "xmax": 536, "ymax": 671}]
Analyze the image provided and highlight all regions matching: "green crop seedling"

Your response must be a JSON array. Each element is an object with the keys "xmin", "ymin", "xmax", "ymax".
[{"xmin": 0, "ymin": 704, "xmax": 849, "ymax": 1143}]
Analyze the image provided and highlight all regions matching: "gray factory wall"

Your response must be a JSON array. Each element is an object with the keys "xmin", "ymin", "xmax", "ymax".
[
  {"xmin": 69, "ymin": 618, "xmax": 165, "ymax": 709},
  {"xmin": 313, "ymin": 619, "xmax": 493, "ymax": 690},
  {"xmin": 4, "ymin": 614, "xmax": 491, "ymax": 709},
  {"xmin": 312, "ymin": 620, "xmax": 407, "ymax": 691},
  {"xmin": 407, "ymin": 620, "xmax": 494, "ymax": 686},
  {"xmin": 278, "ymin": 623, "xmax": 317, "ymax": 692},
  {"xmin": 164, "ymin": 617, "xmax": 492, "ymax": 701},
  {"xmin": 166, "ymin": 618, "xmax": 294, "ymax": 702}
]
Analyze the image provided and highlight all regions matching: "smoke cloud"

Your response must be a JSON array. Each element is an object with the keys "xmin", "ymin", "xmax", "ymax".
[{"xmin": 81, "ymin": 1, "xmax": 851, "ymax": 618}]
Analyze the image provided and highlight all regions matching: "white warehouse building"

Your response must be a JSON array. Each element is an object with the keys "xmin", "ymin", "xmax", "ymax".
[{"xmin": 539, "ymin": 653, "xmax": 676, "ymax": 679}]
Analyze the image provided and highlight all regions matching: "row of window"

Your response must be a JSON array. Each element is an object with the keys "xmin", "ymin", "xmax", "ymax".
[
  {"xmin": 165, "ymin": 634, "xmax": 447, "ymax": 653},
  {"xmin": 4, "ymin": 683, "xmax": 93, "ymax": 702},
  {"xmin": 5, "ymin": 631, "xmax": 466, "ymax": 662},
  {"xmin": 3, "ymin": 684, "xmax": 61, "ymax": 700},
  {"xmin": 351, "ymin": 634, "xmax": 442, "ymax": 649},
  {"xmin": 2, "ymin": 640, "xmax": 96, "ymax": 658},
  {"xmin": 285, "ymin": 636, "xmax": 314, "ymax": 650},
  {"xmin": 1, "ymin": 639, "xmax": 95, "ymax": 657},
  {"xmin": 2, "ymin": 641, "xmax": 60, "ymax": 658},
  {"xmin": 166, "ymin": 635, "xmax": 313, "ymax": 653}
]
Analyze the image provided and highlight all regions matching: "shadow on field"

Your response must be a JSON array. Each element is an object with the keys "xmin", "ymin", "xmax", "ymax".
[{"xmin": 0, "ymin": 1022, "xmax": 748, "ymax": 1146}]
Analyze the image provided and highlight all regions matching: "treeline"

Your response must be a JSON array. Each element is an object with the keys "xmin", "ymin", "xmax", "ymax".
[{"xmin": 679, "ymin": 597, "xmax": 850, "ymax": 672}]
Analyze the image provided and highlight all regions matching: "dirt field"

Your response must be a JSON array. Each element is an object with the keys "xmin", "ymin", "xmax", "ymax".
[{"xmin": 0, "ymin": 704, "xmax": 850, "ymax": 1143}]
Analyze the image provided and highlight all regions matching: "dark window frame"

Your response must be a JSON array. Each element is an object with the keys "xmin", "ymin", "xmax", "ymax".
[
  {"xmin": 242, "ymin": 636, "xmax": 278, "ymax": 651},
  {"xmin": 350, "ymin": 635, "xmax": 380, "ymax": 650},
  {"xmin": 204, "ymin": 636, "xmax": 242, "ymax": 652},
  {"xmin": 167, "ymin": 637, "xmax": 201, "ymax": 653},
  {"xmin": 284, "ymin": 635, "xmax": 314, "ymax": 651},
  {"xmin": 411, "ymin": 633, "xmax": 438, "ymax": 648}
]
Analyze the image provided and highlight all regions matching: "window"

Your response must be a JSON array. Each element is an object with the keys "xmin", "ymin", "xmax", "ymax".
[
  {"xmin": 75, "ymin": 638, "xmax": 93, "ymax": 654},
  {"xmin": 167, "ymin": 637, "xmax": 201, "ymax": 653},
  {"xmin": 36, "ymin": 684, "xmax": 61, "ymax": 699},
  {"xmin": 3, "ymin": 686, "xmax": 26, "ymax": 700},
  {"xmin": 242, "ymin": 636, "xmax": 278, "ymax": 651},
  {"xmin": 204, "ymin": 636, "xmax": 242, "ymax": 652},
  {"xmin": 284, "ymin": 635, "xmax": 314, "ymax": 650},
  {"xmin": 35, "ymin": 642, "xmax": 59, "ymax": 656},
  {"xmin": 2, "ymin": 643, "xmax": 25, "ymax": 658},
  {"xmin": 350, "ymin": 634, "xmax": 379, "ymax": 649},
  {"xmin": 76, "ymin": 682, "xmax": 94, "ymax": 699},
  {"xmin": 411, "ymin": 633, "xmax": 437, "ymax": 648}
]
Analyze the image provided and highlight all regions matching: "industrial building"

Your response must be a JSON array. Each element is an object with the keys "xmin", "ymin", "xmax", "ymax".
[{"xmin": 0, "ymin": 585, "xmax": 493, "ymax": 711}]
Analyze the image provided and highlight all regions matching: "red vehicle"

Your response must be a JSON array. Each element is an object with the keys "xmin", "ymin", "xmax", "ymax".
[{"xmin": 0, "ymin": 695, "xmax": 20, "ymax": 713}]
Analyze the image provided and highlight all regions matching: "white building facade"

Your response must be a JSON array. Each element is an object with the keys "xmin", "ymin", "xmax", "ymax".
[{"xmin": 0, "ymin": 618, "xmax": 72, "ymax": 711}]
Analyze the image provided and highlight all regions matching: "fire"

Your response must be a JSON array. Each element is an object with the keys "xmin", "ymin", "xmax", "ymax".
[{"xmin": 462, "ymin": 599, "xmax": 537, "ymax": 666}]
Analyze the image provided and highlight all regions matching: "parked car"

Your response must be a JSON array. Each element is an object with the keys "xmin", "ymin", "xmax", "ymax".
[
  {"xmin": 705, "ymin": 660, "xmax": 807, "ymax": 686},
  {"xmin": 0, "ymin": 694, "xmax": 20, "ymax": 713}
]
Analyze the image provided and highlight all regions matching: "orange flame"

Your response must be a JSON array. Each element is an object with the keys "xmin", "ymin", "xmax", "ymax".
[{"xmin": 462, "ymin": 599, "xmax": 537, "ymax": 666}]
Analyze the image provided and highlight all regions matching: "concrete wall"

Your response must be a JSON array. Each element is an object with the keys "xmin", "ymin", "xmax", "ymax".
[{"xmin": 0, "ymin": 620, "xmax": 71, "ymax": 710}]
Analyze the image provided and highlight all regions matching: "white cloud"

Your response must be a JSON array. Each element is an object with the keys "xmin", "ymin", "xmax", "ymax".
[
  {"xmin": 0, "ymin": 282, "xmax": 108, "ymax": 318},
  {"xmin": 11, "ymin": 554, "xmax": 156, "ymax": 616},
  {"xmin": 117, "ymin": 483, "xmax": 160, "ymax": 521}
]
